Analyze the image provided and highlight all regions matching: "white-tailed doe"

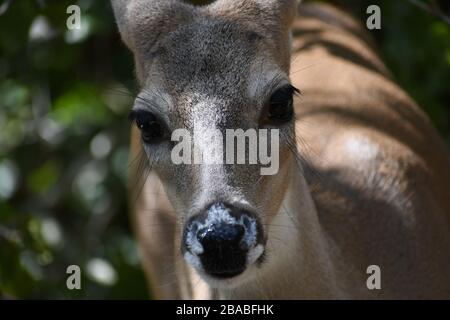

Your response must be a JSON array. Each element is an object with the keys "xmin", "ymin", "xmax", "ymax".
[{"xmin": 113, "ymin": 0, "xmax": 450, "ymax": 299}]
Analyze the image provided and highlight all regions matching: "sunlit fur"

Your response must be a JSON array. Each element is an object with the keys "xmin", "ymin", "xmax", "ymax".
[{"xmin": 115, "ymin": 0, "xmax": 450, "ymax": 299}]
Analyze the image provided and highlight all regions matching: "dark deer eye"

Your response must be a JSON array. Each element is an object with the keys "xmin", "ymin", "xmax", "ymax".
[
  {"xmin": 128, "ymin": 110, "xmax": 165, "ymax": 143},
  {"xmin": 267, "ymin": 85, "xmax": 299, "ymax": 123}
]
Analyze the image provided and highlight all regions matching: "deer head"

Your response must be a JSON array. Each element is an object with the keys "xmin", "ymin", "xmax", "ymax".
[{"xmin": 112, "ymin": 0, "xmax": 299, "ymax": 286}]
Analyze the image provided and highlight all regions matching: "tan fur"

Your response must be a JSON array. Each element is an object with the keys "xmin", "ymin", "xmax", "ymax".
[{"xmin": 123, "ymin": 2, "xmax": 450, "ymax": 299}]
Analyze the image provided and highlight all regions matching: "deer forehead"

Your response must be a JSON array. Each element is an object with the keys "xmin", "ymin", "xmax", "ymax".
[
  {"xmin": 139, "ymin": 21, "xmax": 284, "ymax": 128},
  {"xmin": 153, "ymin": 20, "xmax": 265, "ymax": 92}
]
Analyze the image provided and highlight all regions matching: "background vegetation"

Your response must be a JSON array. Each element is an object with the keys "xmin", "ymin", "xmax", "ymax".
[{"xmin": 0, "ymin": 0, "xmax": 449, "ymax": 299}]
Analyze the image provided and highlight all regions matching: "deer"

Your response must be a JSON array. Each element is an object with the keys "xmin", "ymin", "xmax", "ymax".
[{"xmin": 111, "ymin": 0, "xmax": 450, "ymax": 299}]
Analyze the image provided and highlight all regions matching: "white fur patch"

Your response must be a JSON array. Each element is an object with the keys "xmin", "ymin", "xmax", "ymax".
[
  {"xmin": 344, "ymin": 135, "xmax": 379, "ymax": 161},
  {"xmin": 204, "ymin": 203, "xmax": 237, "ymax": 225},
  {"xmin": 184, "ymin": 252, "xmax": 203, "ymax": 271},
  {"xmin": 185, "ymin": 222, "xmax": 204, "ymax": 255},
  {"xmin": 247, "ymin": 244, "xmax": 264, "ymax": 265}
]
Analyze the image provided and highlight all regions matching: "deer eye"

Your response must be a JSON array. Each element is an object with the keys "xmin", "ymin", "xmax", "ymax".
[
  {"xmin": 267, "ymin": 85, "xmax": 298, "ymax": 124},
  {"xmin": 129, "ymin": 110, "xmax": 165, "ymax": 143}
]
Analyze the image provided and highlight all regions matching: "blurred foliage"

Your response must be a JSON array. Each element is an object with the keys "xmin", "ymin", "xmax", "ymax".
[
  {"xmin": 0, "ymin": 0, "xmax": 449, "ymax": 299},
  {"xmin": 0, "ymin": 0, "xmax": 144, "ymax": 299}
]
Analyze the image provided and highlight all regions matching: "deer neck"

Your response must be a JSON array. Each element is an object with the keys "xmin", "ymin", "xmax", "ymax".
[{"xmin": 220, "ymin": 162, "xmax": 345, "ymax": 299}]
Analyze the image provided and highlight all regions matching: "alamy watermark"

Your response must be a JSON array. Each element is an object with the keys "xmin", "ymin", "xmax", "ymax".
[
  {"xmin": 66, "ymin": 5, "xmax": 81, "ymax": 30},
  {"xmin": 170, "ymin": 128, "xmax": 280, "ymax": 176},
  {"xmin": 66, "ymin": 264, "xmax": 81, "ymax": 290},
  {"xmin": 64, "ymin": 263, "xmax": 381, "ymax": 291},
  {"xmin": 366, "ymin": 5, "xmax": 381, "ymax": 30},
  {"xmin": 366, "ymin": 265, "xmax": 381, "ymax": 290}
]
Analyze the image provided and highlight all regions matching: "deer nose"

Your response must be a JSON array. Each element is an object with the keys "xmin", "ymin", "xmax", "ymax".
[
  {"xmin": 182, "ymin": 202, "xmax": 265, "ymax": 279},
  {"xmin": 196, "ymin": 222, "xmax": 246, "ymax": 277},
  {"xmin": 197, "ymin": 223, "xmax": 245, "ymax": 250}
]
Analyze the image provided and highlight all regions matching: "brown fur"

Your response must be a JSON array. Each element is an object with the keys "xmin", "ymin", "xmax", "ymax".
[{"xmin": 121, "ymin": 1, "xmax": 450, "ymax": 299}]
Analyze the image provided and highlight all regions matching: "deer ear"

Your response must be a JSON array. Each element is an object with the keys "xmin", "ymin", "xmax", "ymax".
[
  {"xmin": 111, "ymin": 0, "xmax": 194, "ymax": 79},
  {"xmin": 207, "ymin": 0, "xmax": 298, "ymax": 70}
]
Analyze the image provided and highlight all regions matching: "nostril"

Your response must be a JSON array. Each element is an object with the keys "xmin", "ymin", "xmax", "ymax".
[
  {"xmin": 242, "ymin": 215, "xmax": 251, "ymax": 229},
  {"xmin": 197, "ymin": 223, "xmax": 245, "ymax": 250}
]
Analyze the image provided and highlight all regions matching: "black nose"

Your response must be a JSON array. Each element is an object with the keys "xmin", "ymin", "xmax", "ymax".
[
  {"xmin": 197, "ymin": 223, "xmax": 245, "ymax": 252},
  {"xmin": 182, "ymin": 202, "xmax": 265, "ymax": 278},
  {"xmin": 197, "ymin": 222, "xmax": 247, "ymax": 278}
]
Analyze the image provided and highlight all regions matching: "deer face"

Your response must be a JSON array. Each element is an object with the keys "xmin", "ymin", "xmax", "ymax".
[{"xmin": 113, "ymin": 0, "xmax": 298, "ymax": 287}]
